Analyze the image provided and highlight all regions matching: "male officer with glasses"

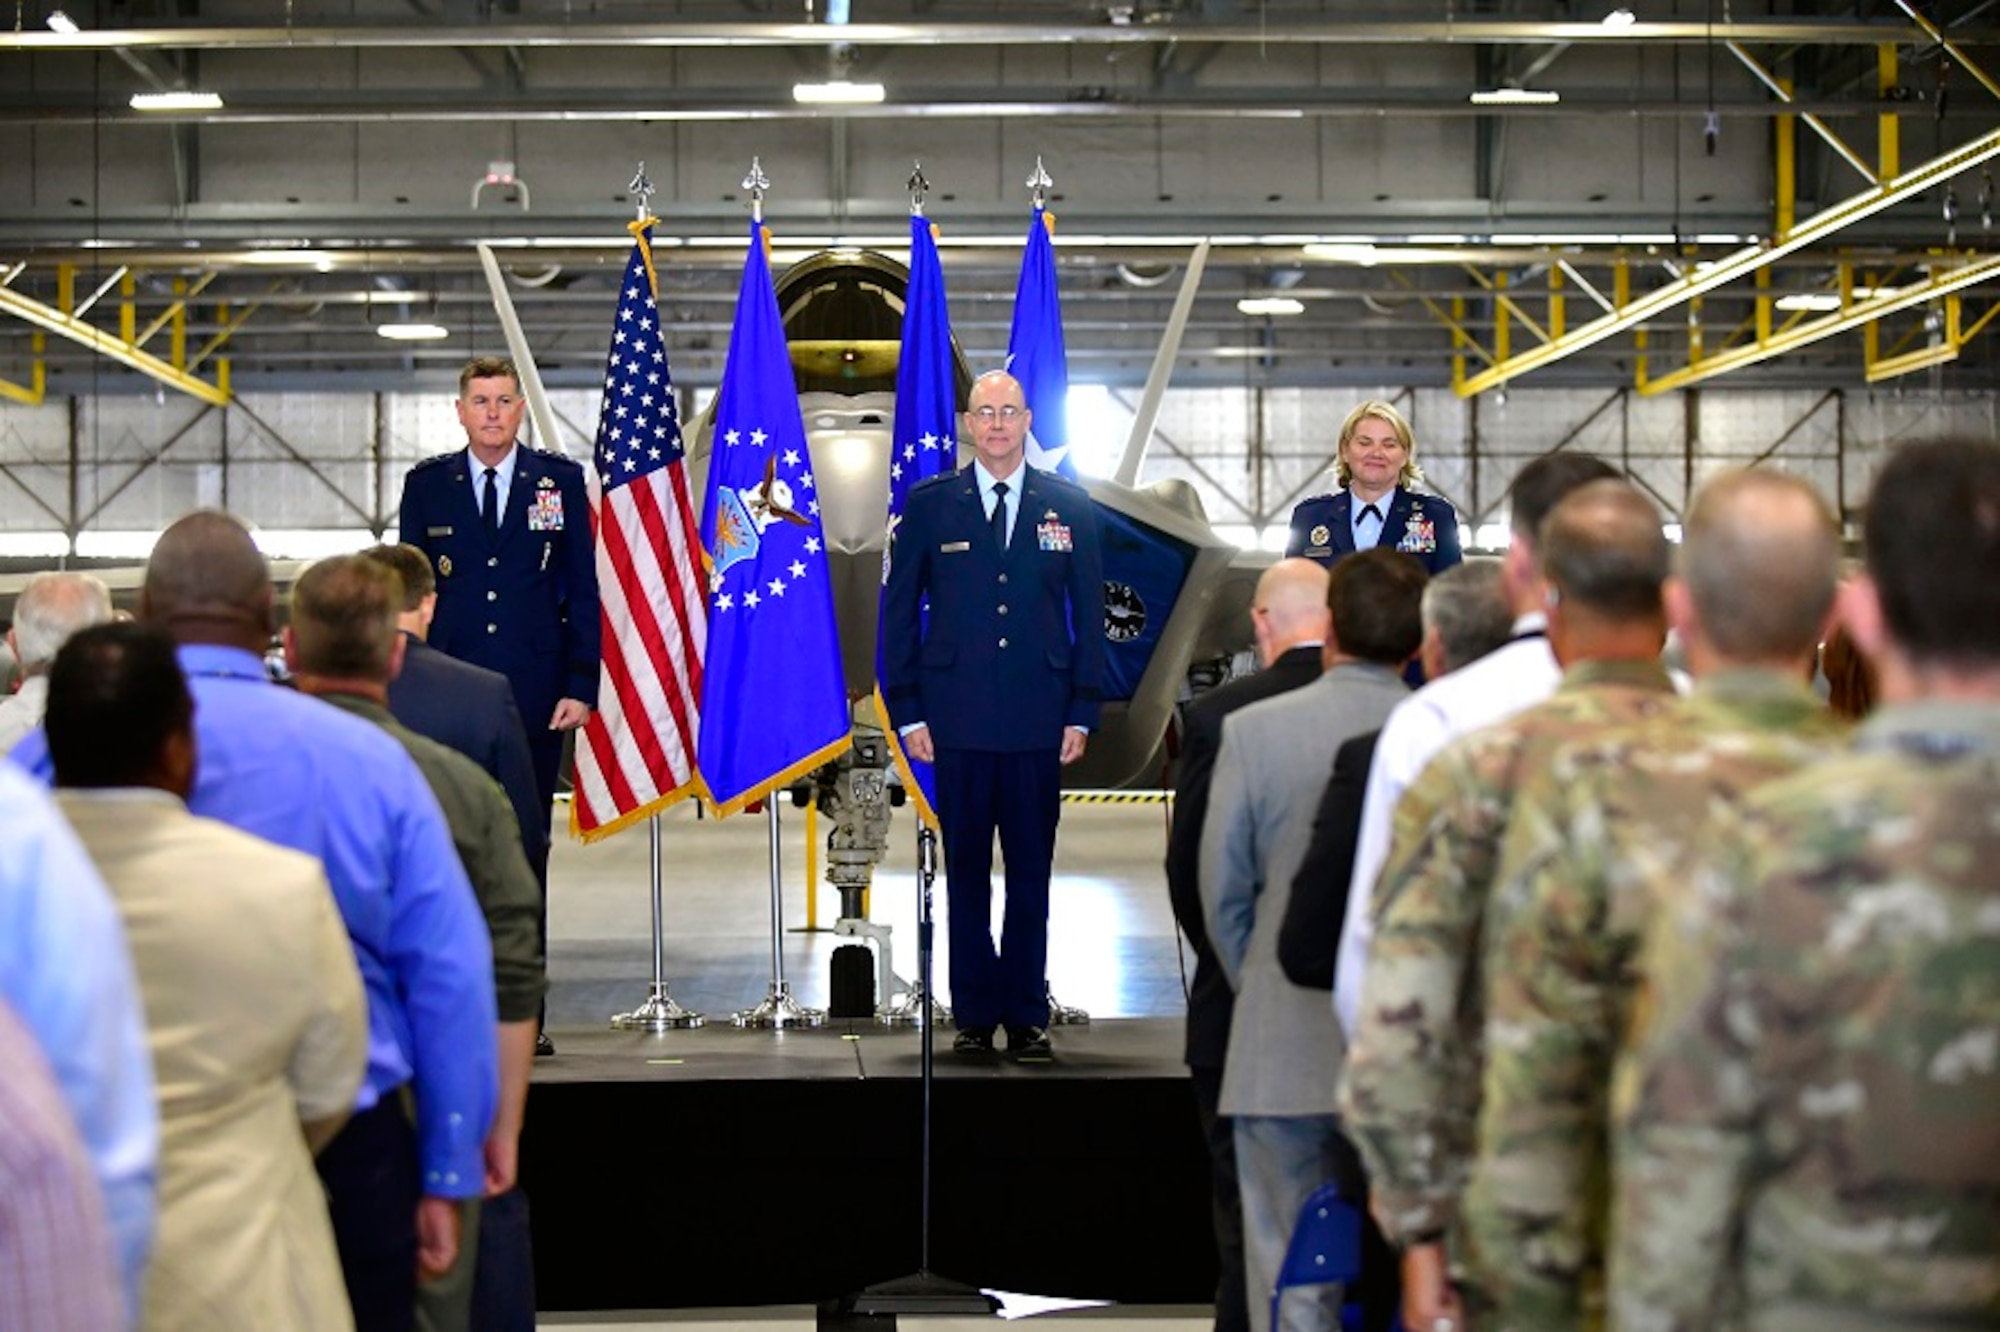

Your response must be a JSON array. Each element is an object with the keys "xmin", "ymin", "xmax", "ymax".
[{"xmin": 881, "ymin": 369, "xmax": 1107, "ymax": 1063}]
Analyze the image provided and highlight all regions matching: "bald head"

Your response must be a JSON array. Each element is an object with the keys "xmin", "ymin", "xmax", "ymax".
[
  {"xmin": 1540, "ymin": 480, "xmax": 1670, "ymax": 623},
  {"xmin": 141, "ymin": 510, "xmax": 274, "ymax": 649},
  {"xmin": 1251, "ymin": 557, "xmax": 1332, "ymax": 666},
  {"xmin": 1682, "ymin": 469, "xmax": 1840, "ymax": 663},
  {"xmin": 9, "ymin": 571, "xmax": 114, "ymax": 672}
]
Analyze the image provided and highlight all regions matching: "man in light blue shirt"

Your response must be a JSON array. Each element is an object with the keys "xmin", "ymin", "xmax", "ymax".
[
  {"xmin": 13, "ymin": 510, "xmax": 498, "ymax": 1331},
  {"xmin": 0, "ymin": 761, "xmax": 157, "ymax": 1326}
]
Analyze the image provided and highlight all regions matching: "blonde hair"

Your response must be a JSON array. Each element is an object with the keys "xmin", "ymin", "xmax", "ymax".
[{"xmin": 1335, "ymin": 399, "xmax": 1423, "ymax": 489}]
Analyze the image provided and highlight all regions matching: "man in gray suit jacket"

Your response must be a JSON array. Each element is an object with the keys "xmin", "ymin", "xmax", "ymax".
[{"xmin": 1200, "ymin": 547, "xmax": 1430, "ymax": 1332}]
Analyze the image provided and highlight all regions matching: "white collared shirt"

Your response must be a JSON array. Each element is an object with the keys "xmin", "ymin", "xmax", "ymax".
[
  {"xmin": 973, "ymin": 458, "xmax": 1023, "ymax": 547},
  {"xmin": 1349, "ymin": 486, "xmax": 1397, "ymax": 552},
  {"xmin": 466, "ymin": 444, "xmax": 519, "ymax": 524},
  {"xmin": 1333, "ymin": 612, "xmax": 1557, "ymax": 1036}
]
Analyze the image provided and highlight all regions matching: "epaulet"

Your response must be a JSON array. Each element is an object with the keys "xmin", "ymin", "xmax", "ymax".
[
  {"xmin": 532, "ymin": 447, "xmax": 585, "ymax": 471},
  {"xmin": 910, "ymin": 470, "xmax": 959, "ymax": 496},
  {"xmin": 410, "ymin": 452, "xmax": 460, "ymax": 473},
  {"xmin": 1294, "ymin": 490, "xmax": 1338, "ymax": 507},
  {"xmin": 1031, "ymin": 467, "xmax": 1090, "ymax": 499}
]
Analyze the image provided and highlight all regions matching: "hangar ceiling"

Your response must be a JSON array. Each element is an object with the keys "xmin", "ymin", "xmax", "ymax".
[{"xmin": 1, "ymin": 1, "xmax": 1998, "ymax": 400}]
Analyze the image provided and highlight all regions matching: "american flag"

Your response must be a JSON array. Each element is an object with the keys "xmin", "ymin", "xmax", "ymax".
[{"xmin": 571, "ymin": 223, "xmax": 708, "ymax": 839}]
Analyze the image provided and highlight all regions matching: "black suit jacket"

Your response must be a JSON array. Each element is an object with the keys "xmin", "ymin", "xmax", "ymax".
[
  {"xmin": 387, "ymin": 632, "xmax": 550, "ymax": 879},
  {"xmin": 1166, "ymin": 643, "xmax": 1325, "ymax": 1069},
  {"xmin": 1277, "ymin": 729, "xmax": 1380, "ymax": 991}
]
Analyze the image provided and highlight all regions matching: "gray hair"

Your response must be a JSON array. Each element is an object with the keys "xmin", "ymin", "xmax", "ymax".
[
  {"xmin": 12, "ymin": 572, "xmax": 114, "ymax": 669},
  {"xmin": 1421, "ymin": 558, "xmax": 1513, "ymax": 673}
]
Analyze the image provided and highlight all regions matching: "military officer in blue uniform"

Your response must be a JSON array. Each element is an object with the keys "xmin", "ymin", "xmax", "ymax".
[
  {"xmin": 397, "ymin": 357, "xmax": 600, "ymax": 854},
  {"xmin": 881, "ymin": 369, "xmax": 1107, "ymax": 1063},
  {"xmin": 1286, "ymin": 399, "xmax": 1463, "ymax": 578}
]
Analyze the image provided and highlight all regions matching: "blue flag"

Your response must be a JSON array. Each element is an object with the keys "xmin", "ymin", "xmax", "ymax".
[
  {"xmin": 875, "ymin": 214, "xmax": 957, "ymax": 828},
  {"xmin": 697, "ymin": 221, "xmax": 852, "ymax": 815},
  {"xmin": 1006, "ymin": 205, "xmax": 1075, "ymax": 479}
]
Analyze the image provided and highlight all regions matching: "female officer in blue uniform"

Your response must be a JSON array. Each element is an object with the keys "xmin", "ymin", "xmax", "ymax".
[{"xmin": 1285, "ymin": 400, "xmax": 1463, "ymax": 577}]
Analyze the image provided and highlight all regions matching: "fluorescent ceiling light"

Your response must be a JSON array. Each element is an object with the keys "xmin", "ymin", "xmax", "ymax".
[
  {"xmin": 1602, "ymin": 8, "xmax": 1637, "ymax": 29},
  {"xmin": 1470, "ymin": 88, "xmax": 1561, "ymax": 106},
  {"xmin": 1237, "ymin": 296, "xmax": 1306, "ymax": 316},
  {"xmin": 130, "ymin": 90, "xmax": 224, "ymax": 112},
  {"xmin": 377, "ymin": 322, "xmax": 451, "ymax": 341},
  {"xmin": 1302, "ymin": 243, "xmax": 1381, "ymax": 266},
  {"xmin": 792, "ymin": 80, "xmax": 886, "ymax": 105},
  {"xmin": 45, "ymin": 9, "xmax": 79, "ymax": 33},
  {"xmin": 1775, "ymin": 293, "xmax": 1842, "ymax": 313}
]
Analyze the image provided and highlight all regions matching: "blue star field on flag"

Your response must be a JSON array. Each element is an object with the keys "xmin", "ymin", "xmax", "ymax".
[
  {"xmin": 874, "ymin": 212, "xmax": 957, "ymax": 827},
  {"xmin": 1006, "ymin": 204, "xmax": 1075, "ymax": 479},
  {"xmin": 696, "ymin": 220, "xmax": 852, "ymax": 815}
]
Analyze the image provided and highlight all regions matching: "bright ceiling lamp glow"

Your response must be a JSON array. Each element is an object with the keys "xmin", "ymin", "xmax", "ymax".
[
  {"xmin": 75, "ymin": 530, "xmax": 164, "ymax": 560},
  {"xmin": 45, "ymin": 9, "xmax": 79, "ymax": 33},
  {"xmin": 252, "ymin": 529, "xmax": 381, "ymax": 560},
  {"xmin": 1301, "ymin": 243, "xmax": 1381, "ymax": 266},
  {"xmin": 792, "ymin": 81, "xmax": 886, "ymax": 105},
  {"xmin": 376, "ymin": 322, "xmax": 451, "ymax": 341},
  {"xmin": 1470, "ymin": 88, "xmax": 1561, "ymax": 106},
  {"xmin": 130, "ymin": 90, "xmax": 225, "ymax": 112},
  {"xmin": 1602, "ymin": 8, "xmax": 1637, "ymax": 29},
  {"xmin": 1237, "ymin": 296, "xmax": 1306, "ymax": 316},
  {"xmin": 1775, "ymin": 287, "xmax": 1884, "ymax": 312}
]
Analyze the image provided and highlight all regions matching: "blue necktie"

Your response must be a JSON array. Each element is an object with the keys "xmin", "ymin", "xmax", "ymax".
[{"xmin": 483, "ymin": 467, "xmax": 500, "ymax": 540}]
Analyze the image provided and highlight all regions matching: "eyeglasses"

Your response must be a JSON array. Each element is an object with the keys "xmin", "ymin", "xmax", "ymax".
[{"xmin": 971, "ymin": 405, "xmax": 1025, "ymax": 422}]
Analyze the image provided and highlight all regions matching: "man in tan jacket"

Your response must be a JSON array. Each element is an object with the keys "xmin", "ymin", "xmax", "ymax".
[{"xmin": 47, "ymin": 620, "xmax": 368, "ymax": 1332}]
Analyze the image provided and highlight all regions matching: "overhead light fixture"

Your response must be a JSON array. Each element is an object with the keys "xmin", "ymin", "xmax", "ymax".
[
  {"xmin": 1602, "ymin": 8, "xmax": 1637, "ymax": 29},
  {"xmin": 45, "ymin": 9, "xmax": 79, "ymax": 33},
  {"xmin": 1470, "ymin": 88, "xmax": 1561, "ymax": 106},
  {"xmin": 1302, "ymin": 243, "xmax": 1381, "ymax": 266},
  {"xmin": 1774, "ymin": 293, "xmax": 1842, "ymax": 313},
  {"xmin": 1237, "ymin": 296, "xmax": 1306, "ymax": 316},
  {"xmin": 130, "ymin": 90, "xmax": 225, "ymax": 112},
  {"xmin": 376, "ymin": 322, "xmax": 452, "ymax": 341},
  {"xmin": 792, "ymin": 81, "xmax": 886, "ymax": 105}
]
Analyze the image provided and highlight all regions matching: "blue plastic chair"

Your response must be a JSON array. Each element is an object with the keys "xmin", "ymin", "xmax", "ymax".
[{"xmin": 1270, "ymin": 1182, "xmax": 1395, "ymax": 1332}]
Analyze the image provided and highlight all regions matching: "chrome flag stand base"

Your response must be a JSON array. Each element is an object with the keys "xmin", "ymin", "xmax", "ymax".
[
  {"xmin": 610, "ymin": 815, "xmax": 706, "ymax": 1031},
  {"xmin": 878, "ymin": 979, "xmax": 951, "ymax": 1029},
  {"xmin": 733, "ymin": 800, "xmax": 826, "ymax": 1029},
  {"xmin": 733, "ymin": 978, "xmax": 827, "ymax": 1029},
  {"xmin": 1047, "ymin": 983, "xmax": 1091, "ymax": 1026}
]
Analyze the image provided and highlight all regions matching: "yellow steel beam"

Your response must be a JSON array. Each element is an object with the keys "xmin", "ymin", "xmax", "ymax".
[
  {"xmin": 1777, "ymin": 85, "xmax": 1796, "ymax": 238},
  {"xmin": 1892, "ymin": 0, "xmax": 2000, "ymax": 103},
  {"xmin": 1729, "ymin": 42, "xmax": 1877, "ymax": 184},
  {"xmin": 0, "ymin": 284, "xmax": 231, "ymax": 405},
  {"xmin": 1880, "ymin": 45, "xmax": 1901, "ymax": 180},
  {"xmin": 189, "ymin": 299, "xmax": 258, "ymax": 373},
  {"xmin": 1866, "ymin": 294, "xmax": 2000, "ymax": 383},
  {"xmin": 1637, "ymin": 254, "xmax": 2000, "ymax": 395},
  {"xmin": 0, "ymin": 331, "xmax": 46, "ymax": 405},
  {"xmin": 1393, "ymin": 273, "xmax": 1497, "ymax": 368},
  {"xmin": 135, "ymin": 270, "xmax": 218, "ymax": 349},
  {"xmin": 1464, "ymin": 265, "xmax": 1548, "ymax": 343},
  {"xmin": 1456, "ymin": 123, "xmax": 2000, "ymax": 397},
  {"xmin": 1550, "ymin": 264, "xmax": 1566, "ymax": 339}
]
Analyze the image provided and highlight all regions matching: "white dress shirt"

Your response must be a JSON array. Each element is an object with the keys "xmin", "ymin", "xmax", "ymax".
[{"xmin": 1333, "ymin": 613, "xmax": 1558, "ymax": 1036}]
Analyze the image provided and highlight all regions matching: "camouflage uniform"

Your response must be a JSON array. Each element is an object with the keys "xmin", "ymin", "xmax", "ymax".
[
  {"xmin": 1336, "ymin": 659, "xmax": 1679, "ymax": 1264},
  {"xmin": 1611, "ymin": 699, "xmax": 2000, "ymax": 1332},
  {"xmin": 1462, "ymin": 670, "xmax": 1846, "ymax": 1331}
]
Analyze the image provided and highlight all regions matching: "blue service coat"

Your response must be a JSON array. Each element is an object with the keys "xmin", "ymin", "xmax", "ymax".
[
  {"xmin": 881, "ymin": 464, "xmax": 1107, "ymax": 753},
  {"xmin": 1284, "ymin": 484, "xmax": 1464, "ymax": 575},
  {"xmin": 397, "ymin": 446, "xmax": 601, "ymax": 736}
]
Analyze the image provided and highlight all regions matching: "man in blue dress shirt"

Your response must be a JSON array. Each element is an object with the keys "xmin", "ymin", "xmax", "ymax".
[
  {"xmin": 880, "ymin": 370, "xmax": 1107, "ymax": 1062},
  {"xmin": 14, "ymin": 510, "xmax": 500, "ymax": 1331}
]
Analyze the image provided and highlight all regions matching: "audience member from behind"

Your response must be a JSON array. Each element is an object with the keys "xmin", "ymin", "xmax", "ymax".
[
  {"xmin": 1465, "ymin": 469, "xmax": 1847, "ymax": 1329},
  {"xmin": 1202, "ymin": 548, "xmax": 1429, "ymax": 1332},
  {"xmin": 1340, "ymin": 480, "xmax": 1678, "ymax": 1330},
  {"xmin": 1335, "ymin": 452, "xmax": 1620, "ymax": 1038},
  {"xmin": 0, "ymin": 995, "xmax": 125, "ymax": 1332},
  {"xmin": 1166, "ymin": 556, "xmax": 1332, "ymax": 1332},
  {"xmin": 47, "ymin": 621, "xmax": 367, "ymax": 1332},
  {"xmin": 1613, "ymin": 439, "xmax": 2000, "ymax": 1330},
  {"xmin": 0, "ymin": 571, "xmax": 112, "ymax": 753},
  {"xmin": 1278, "ymin": 557, "xmax": 1514, "ymax": 992},
  {"xmin": 8, "ymin": 509, "xmax": 500, "ymax": 1332},
  {"xmin": 286, "ymin": 554, "xmax": 546, "ymax": 1332}
]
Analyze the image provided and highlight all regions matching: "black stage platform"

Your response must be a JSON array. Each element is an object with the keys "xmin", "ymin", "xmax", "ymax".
[{"xmin": 520, "ymin": 1017, "xmax": 1215, "ymax": 1313}]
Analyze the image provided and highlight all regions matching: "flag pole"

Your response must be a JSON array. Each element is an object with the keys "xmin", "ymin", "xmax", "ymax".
[
  {"xmin": 611, "ymin": 813, "xmax": 705, "ymax": 1030},
  {"xmin": 732, "ymin": 798, "xmax": 826, "ymax": 1029}
]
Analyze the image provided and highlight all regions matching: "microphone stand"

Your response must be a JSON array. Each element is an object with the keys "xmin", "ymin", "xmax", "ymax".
[{"xmin": 826, "ymin": 824, "xmax": 996, "ymax": 1323}]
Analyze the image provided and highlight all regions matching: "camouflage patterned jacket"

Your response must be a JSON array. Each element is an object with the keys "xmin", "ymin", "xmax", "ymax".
[
  {"xmin": 1463, "ymin": 670, "xmax": 1846, "ymax": 1331},
  {"xmin": 1336, "ymin": 657, "xmax": 1680, "ymax": 1251},
  {"xmin": 1611, "ymin": 698, "xmax": 2000, "ymax": 1332}
]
